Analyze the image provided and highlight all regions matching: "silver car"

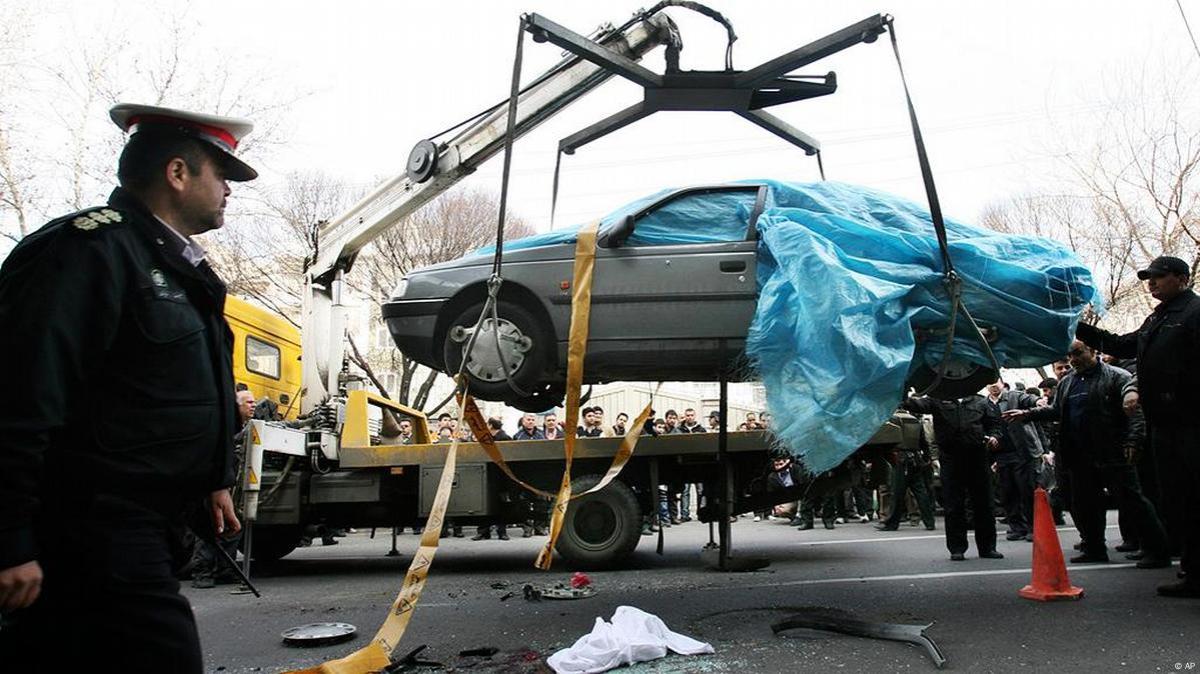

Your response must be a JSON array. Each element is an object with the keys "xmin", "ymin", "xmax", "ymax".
[{"xmin": 383, "ymin": 183, "xmax": 765, "ymax": 411}]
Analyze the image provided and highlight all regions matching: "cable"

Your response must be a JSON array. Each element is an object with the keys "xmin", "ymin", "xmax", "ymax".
[{"xmin": 1176, "ymin": 0, "xmax": 1200, "ymax": 62}]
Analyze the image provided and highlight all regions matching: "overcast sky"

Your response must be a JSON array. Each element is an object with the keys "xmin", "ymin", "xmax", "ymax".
[
  {"xmin": 241, "ymin": 0, "xmax": 1199, "ymax": 229},
  {"xmin": 14, "ymin": 0, "xmax": 1198, "ymax": 235}
]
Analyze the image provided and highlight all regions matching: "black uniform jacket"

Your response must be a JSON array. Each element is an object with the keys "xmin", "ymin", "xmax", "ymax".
[
  {"xmin": 0, "ymin": 187, "xmax": 237, "ymax": 569},
  {"xmin": 1076, "ymin": 288, "xmax": 1200, "ymax": 423},
  {"xmin": 901, "ymin": 394, "xmax": 1001, "ymax": 452},
  {"xmin": 1025, "ymin": 361, "xmax": 1144, "ymax": 467}
]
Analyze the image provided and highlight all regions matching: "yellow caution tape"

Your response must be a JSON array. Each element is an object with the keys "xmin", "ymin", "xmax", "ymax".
[
  {"xmin": 460, "ymin": 222, "xmax": 658, "ymax": 569},
  {"xmin": 461, "ymin": 387, "xmax": 658, "ymax": 506},
  {"xmin": 461, "ymin": 396, "xmax": 556, "ymax": 499},
  {"xmin": 535, "ymin": 222, "xmax": 596, "ymax": 571},
  {"xmin": 284, "ymin": 383, "xmax": 467, "ymax": 673}
]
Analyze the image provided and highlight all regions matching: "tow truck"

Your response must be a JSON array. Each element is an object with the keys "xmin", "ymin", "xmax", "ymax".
[{"xmin": 237, "ymin": 5, "xmax": 922, "ymax": 569}]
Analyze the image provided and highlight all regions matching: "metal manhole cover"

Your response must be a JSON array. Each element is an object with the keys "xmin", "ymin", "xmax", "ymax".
[{"xmin": 281, "ymin": 622, "xmax": 357, "ymax": 646}]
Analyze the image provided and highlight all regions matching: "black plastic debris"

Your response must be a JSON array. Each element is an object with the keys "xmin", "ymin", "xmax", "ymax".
[{"xmin": 772, "ymin": 610, "xmax": 946, "ymax": 669}]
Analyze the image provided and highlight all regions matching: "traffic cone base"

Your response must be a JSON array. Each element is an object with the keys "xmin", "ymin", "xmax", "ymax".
[
  {"xmin": 1019, "ymin": 486, "xmax": 1084, "ymax": 602},
  {"xmin": 1018, "ymin": 583, "xmax": 1083, "ymax": 601}
]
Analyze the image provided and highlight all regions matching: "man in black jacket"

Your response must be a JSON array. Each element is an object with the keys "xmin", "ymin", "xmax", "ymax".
[
  {"xmin": 902, "ymin": 393, "xmax": 1004, "ymax": 561},
  {"xmin": 1075, "ymin": 256, "xmax": 1200, "ymax": 597},
  {"xmin": 0, "ymin": 104, "xmax": 254, "ymax": 672},
  {"xmin": 486, "ymin": 417, "xmax": 512, "ymax": 442},
  {"xmin": 1009, "ymin": 340, "xmax": 1169, "ymax": 568}
]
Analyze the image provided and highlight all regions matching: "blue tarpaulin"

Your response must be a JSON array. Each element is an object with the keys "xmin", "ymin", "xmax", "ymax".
[{"xmin": 490, "ymin": 180, "xmax": 1099, "ymax": 473}]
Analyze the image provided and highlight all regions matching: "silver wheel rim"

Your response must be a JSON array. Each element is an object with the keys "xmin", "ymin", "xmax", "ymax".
[{"xmin": 459, "ymin": 317, "xmax": 531, "ymax": 383}]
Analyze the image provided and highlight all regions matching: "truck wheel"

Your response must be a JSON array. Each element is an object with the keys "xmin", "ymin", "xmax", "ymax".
[
  {"xmin": 243, "ymin": 525, "xmax": 301, "ymax": 563},
  {"xmin": 555, "ymin": 475, "xmax": 642, "ymax": 569},
  {"xmin": 443, "ymin": 300, "xmax": 549, "ymax": 402}
]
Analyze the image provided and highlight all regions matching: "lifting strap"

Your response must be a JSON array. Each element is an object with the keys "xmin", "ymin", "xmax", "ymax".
[{"xmin": 885, "ymin": 19, "xmax": 999, "ymax": 388}]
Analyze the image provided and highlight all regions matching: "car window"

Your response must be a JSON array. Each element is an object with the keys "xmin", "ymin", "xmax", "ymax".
[{"xmin": 625, "ymin": 187, "xmax": 759, "ymax": 246}]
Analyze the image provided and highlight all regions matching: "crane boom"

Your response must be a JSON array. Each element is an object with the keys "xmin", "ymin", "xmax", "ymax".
[{"xmin": 309, "ymin": 13, "xmax": 675, "ymax": 286}]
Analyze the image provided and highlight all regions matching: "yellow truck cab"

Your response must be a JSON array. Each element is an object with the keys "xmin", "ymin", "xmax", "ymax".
[{"xmin": 225, "ymin": 295, "xmax": 303, "ymax": 420}]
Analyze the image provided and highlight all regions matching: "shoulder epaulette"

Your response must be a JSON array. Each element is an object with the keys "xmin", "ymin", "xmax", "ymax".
[{"xmin": 67, "ymin": 207, "xmax": 126, "ymax": 231}]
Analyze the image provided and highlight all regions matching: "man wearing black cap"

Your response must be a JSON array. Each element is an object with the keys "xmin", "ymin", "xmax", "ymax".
[
  {"xmin": 0, "ymin": 104, "xmax": 256, "ymax": 670},
  {"xmin": 1075, "ymin": 255, "xmax": 1200, "ymax": 598}
]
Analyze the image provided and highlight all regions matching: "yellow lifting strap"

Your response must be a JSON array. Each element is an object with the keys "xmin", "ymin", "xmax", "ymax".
[{"xmin": 460, "ymin": 380, "xmax": 658, "ymax": 511}]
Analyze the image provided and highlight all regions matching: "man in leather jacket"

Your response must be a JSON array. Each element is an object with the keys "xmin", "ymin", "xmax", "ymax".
[
  {"xmin": 1010, "ymin": 340, "xmax": 1169, "ymax": 568},
  {"xmin": 902, "ymin": 393, "xmax": 1004, "ymax": 561},
  {"xmin": 1074, "ymin": 256, "xmax": 1199, "ymax": 597}
]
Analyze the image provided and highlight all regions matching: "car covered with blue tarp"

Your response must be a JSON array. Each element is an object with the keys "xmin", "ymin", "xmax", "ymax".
[{"xmin": 384, "ymin": 180, "xmax": 1098, "ymax": 471}]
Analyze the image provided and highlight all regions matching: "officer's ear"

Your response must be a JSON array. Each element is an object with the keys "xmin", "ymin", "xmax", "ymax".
[{"xmin": 163, "ymin": 156, "xmax": 192, "ymax": 194}]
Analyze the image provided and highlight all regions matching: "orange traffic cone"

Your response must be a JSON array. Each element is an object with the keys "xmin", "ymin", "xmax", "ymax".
[{"xmin": 1019, "ymin": 486, "xmax": 1084, "ymax": 601}]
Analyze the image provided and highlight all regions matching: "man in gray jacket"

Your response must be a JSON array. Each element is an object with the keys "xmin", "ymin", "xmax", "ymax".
[
  {"xmin": 1007, "ymin": 340, "xmax": 1169, "ymax": 568},
  {"xmin": 986, "ymin": 380, "xmax": 1043, "ymax": 541}
]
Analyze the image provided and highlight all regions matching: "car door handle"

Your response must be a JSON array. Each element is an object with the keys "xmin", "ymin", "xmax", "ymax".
[{"xmin": 719, "ymin": 260, "xmax": 746, "ymax": 273}]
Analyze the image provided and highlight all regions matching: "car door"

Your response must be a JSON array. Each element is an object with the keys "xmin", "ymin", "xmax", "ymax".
[{"xmin": 584, "ymin": 184, "xmax": 765, "ymax": 379}]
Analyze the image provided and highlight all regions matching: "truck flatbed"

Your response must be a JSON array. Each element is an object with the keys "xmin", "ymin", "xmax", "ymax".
[{"xmin": 337, "ymin": 420, "xmax": 910, "ymax": 469}]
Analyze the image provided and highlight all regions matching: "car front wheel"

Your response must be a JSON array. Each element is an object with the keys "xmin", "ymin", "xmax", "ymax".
[{"xmin": 442, "ymin": 300, "xmax": 549, "ymax": 402}]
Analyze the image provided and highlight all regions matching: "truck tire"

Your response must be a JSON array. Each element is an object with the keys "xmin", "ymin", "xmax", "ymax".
[
  {"xmin": 244, "ymin": 525, "xmax": 301, "ymax": 563},
  {"xmin": 555, "ymin": 475, "xmax": 642, "ymax": 569}
]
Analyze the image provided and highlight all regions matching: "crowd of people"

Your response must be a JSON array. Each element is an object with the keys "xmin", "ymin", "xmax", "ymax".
[{"xmin": 389, "ymin": 404, "xmax": 741, "ymax": 445}]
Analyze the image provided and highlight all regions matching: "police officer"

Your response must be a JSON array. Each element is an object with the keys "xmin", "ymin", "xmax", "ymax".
[
  {"xmin": 1075, "ymin": 255, "xmax": 1200, "ymax": 598},
  {"xmin": 0, "ymin": 104, "xmax": 256, "ymax": 671}
]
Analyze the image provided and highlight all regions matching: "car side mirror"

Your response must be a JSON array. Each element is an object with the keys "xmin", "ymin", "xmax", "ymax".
[{"xmin": 598, "ymin": 215, "xmax": 635, "ymax": 248}]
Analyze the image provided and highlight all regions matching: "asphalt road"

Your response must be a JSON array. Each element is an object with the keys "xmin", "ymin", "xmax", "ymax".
[{"xmin": 188, "ymin": 513, "xmax": 1198, "ymax": 673}]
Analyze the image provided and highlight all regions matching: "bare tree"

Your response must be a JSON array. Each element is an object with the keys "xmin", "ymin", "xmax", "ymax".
[
  {"xmin": 207, "ymin": 171, "xmax": 365, "ymax": 325},
  {"xmin": 986, "ymin": 62, "xmax": 1200, "ymax": 333},
  {"xmin": 1057, "ymin": 64, "xmax": 1200, "ymax": 274},
  {"xmin": 0, "ymin": 4, "xmax": 298, "ymax": 249},
  {"xmin": 0, "ymin": 3, "xmax": 37, "ymax": 243}
]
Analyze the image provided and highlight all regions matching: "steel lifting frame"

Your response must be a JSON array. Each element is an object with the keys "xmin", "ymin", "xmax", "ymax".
[{"xmin": 522, "ymin": 12, "xmax": 891, "ymax": 157}]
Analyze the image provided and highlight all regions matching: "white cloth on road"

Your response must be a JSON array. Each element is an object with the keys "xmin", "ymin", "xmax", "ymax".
[{"xmin": 546, "ymin": 605, "xmax": 714, "ymax": 673}]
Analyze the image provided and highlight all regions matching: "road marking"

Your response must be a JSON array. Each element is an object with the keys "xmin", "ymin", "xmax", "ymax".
[
  {"xmin": 796, "ymin": 524, "xmax": 1117, "ymax": 547},
  {"xmin": 730, "ymin": 563, "xmax": 1141, "ymax": 591}
]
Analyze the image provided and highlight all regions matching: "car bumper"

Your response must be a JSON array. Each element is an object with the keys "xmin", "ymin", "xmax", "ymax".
[{"xmin": 382, "ymin": 299, "xmax": 444, "ymax": 368}]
